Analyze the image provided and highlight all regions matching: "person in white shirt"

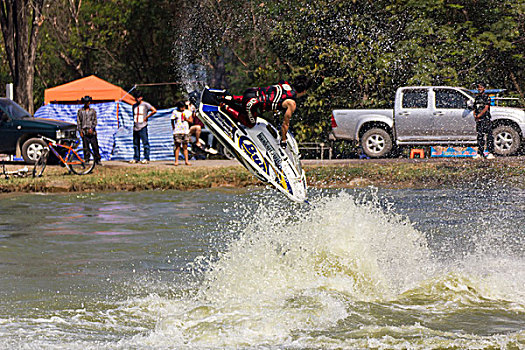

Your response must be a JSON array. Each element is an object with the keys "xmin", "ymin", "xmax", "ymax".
[
  {"xmin": 171, "ymin": 101, "xmax": 192, "ymax": 166},
  {"xmin": 131, "ymin": 92, "xmax": 157, "ymax": 164}
]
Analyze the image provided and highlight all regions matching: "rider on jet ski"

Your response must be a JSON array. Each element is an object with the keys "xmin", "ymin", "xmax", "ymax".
[{"xmin": 219, "ymin": 75, "xmax": 312, "ymax": 148}]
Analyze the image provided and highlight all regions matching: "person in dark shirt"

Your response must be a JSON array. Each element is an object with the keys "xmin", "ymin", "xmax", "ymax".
[
  {"xmin": 473, "ymin": 82, "xmax": 495, "ymax": 159},
  {"xmin": 220, "ymin": 75, "xmax": 312, "ymax": 148},
  {"xmin": 76, "ymin": 96, "xmax": 102, "ymax": 165}
]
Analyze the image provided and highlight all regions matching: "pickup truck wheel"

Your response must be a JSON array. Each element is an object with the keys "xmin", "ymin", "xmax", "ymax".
[
  {"xmin": 22, "ymin": 138, "xmax": 48, "ymax": 164},
  {"xmin": 361, "ymin": 128, "xmax": 393, "ymax": 158},
  {"xmin": 493, "ymin": 125, "xmax": 520, "ymax": 156}
]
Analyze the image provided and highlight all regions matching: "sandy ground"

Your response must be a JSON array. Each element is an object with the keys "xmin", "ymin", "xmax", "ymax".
[
  {"xmin": 3, "ymin": 155, "xmax": 525, "ymax": 173},
  {"xmin": 66, "ymin": 155, "xmax": 525, "ymax": 169}
]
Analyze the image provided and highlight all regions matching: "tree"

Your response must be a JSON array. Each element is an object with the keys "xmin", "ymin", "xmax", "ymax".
[
  {"xmin": 0, "ymin": 0, "xmax": 47, "ymax": 114},
  {"xmin": 37, "ymin": 0, "xmax": 183, "ymax": 108},
  {"xmin": 175, "ymin": 0, "xmax": 283, "ymax": 92},
  {"xmin": 263, "ymin": 0, "xmax": 525, "ymax": 142}
]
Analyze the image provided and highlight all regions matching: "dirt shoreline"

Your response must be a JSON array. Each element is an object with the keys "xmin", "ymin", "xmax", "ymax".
[{"xmin": 1, "ymin": 157, "xmax": 525, "ymax": 195}]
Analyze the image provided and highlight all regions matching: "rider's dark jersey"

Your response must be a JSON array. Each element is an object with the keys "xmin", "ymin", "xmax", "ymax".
[
  {"xmin": 257, "ymin": 81, "xmax": 297, "ymax": 112},
  {"xmin": 224, "ymin": 81, "xmax": 298, "ymax": 128}
]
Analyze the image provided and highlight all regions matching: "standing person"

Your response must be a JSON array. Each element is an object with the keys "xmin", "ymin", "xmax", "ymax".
[
  {"xmin": 219, "ymin": 75, "xmax": 312, "ymax": 148},
  {"xmin": 186, "ymin": 96, "xmax": 218, "ymax": 155},
  {"xmin": 473, "ymin": 82, "xmax": 495, "ymax": 159},
  {"xmin": 186, "ymin": 99, "xmax": 202, "ymax": 148},
  {"xmin": 131, "ymin": 92, "xmax": 157, "ymax": 164},
  {"xmin": 76, "ymin": 96, "xmax": 102, "ymax": 165},
  {"xmin": 171, "ymin": 101, "xmax": 192, "ymax": 166}
]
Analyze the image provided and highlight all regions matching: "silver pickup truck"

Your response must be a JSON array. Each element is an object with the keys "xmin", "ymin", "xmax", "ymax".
[{"xmin": 330, "ymin": 86, "xmax": 525, "ymax": 157}]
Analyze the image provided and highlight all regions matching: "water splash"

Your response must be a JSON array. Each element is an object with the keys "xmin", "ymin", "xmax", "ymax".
[
  {"xmin": 132, "ymin": 191, "xmax": 524, "ymax": 348},
  {"xmin": 2, "ymin": 190, "xmax": 523, "ymax": 349}
]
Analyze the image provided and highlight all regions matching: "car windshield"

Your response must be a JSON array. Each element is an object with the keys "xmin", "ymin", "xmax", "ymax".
[
  {"xmin": 0, "ymin": 99, "xmax": 31, "ymax": 119},
  {"xmin": 460, "ymin": 88, "xmax": 476, "ymax": 99}
]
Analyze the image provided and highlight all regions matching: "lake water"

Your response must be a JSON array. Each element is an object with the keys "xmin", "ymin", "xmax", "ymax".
[{"xmin": 0, "ymin": 186, "xmax": 524, "ymax": 349}]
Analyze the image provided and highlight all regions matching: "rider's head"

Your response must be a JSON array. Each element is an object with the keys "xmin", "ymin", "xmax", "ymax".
[{"xmin": 292, "ymin": 75, "xmax": 312, "ymax": 97}]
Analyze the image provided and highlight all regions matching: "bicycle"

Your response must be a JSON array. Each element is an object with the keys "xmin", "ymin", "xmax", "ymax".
[
  {"xmin": 1, "ymin": 162, "xmax": 29, "ymax": 179},
  {"xmin": 34, "ymin": 136, "xmax": 96, "ymax": 176}
]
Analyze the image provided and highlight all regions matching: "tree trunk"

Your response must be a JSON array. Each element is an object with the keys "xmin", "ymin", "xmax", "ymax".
[
  {"xmin": 0, "ymin": 0, "xmax": 46, "ymax": 114},
  {"xmin": 509, "ymin": 71, "xmax": 524, "ymax": 103}
]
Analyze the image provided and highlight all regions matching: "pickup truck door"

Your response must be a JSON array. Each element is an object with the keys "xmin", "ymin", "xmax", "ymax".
[
  {"xmin": 0, "ymin": 110, "xmax": 18, "ymax": 153},
  {"xmin": 431, "ymin": 88, "xmax": 476, "ymax": 141},
  {"xmin": 395, "ymin": 88, "xmax": 433, "ymax": 141}
]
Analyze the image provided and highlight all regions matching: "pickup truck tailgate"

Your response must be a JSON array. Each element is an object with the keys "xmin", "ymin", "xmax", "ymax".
[{"xmin": 331, "ymin": 109, "xmax": 393, "ymax": 141}]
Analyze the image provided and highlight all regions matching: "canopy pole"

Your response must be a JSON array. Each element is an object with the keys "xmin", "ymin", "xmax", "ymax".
[
  {"xmin": 116, "ymin": 85, "xmax": 138, "ymax": 128},
  {"xmin": 134, "ymin": 82, "xmax": 181, "ymax": 87},
  {"xmin": 119, "ymin": 85, "xmax": 137, "ymax": 104},
  {"xmin": 116, "ymin": 102, "xmax": 120, "ymax": 128}
]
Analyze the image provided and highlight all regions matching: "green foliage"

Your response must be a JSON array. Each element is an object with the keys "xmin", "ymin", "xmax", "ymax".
[
  {"xmin": 262, "ymin": 0, "xmax": 524, "ymax": 141},
  {"xmin": 0, "ymin": 43, "xmax": 10, "ymax": 86},
  {"xmin": 35, "ymin": 0, "xmax": 183, "ymax": 107},
  {"xmin": 1, "ymin": 0, "xmax": 523, "ymax": 142}
]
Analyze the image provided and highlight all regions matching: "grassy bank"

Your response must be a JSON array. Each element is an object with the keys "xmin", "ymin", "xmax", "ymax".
[
  {"xmin": 0, "ymin": 164, "xmax": 258, "ymax": 194},
  {"xmin": 307, "ymin": 160, "xmax": 525, "ymax": 188},
  {"xmin": 1, "ymin": 159, "xmax": 525, "ymax": 195}
]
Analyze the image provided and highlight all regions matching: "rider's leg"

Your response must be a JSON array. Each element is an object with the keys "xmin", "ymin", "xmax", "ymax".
[
  {"xmin": 220, "ymin": 104, "xmax": 255, "ymax": 128},
  {"xmin": 219, "ymin": 94, "xmax": 243, "ymax": 105}
]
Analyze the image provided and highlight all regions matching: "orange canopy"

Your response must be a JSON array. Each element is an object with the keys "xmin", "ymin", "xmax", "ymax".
[{"xmin": 44, "ymin": 75, "xmax": 136, "ymax": 105}]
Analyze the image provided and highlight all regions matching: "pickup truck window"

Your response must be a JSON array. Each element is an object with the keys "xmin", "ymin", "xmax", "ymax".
[
  {"xmin": 402, "ymin": 89, "xmax": 428, "ymax": 109},
  {"xmin": 435, "ymin": 88, "xmax": 468, "ymax": 109}
]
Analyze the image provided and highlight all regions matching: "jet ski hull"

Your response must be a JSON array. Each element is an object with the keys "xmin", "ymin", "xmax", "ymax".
[{"xmin": 198, "ymin": 88, "xmax": 307, "ymax": 203}]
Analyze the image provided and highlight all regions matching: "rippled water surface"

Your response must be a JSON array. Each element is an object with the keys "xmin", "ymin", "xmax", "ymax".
[{"xmin": 0, "ymin": 186, "xmax": 524, "ymax": 349}]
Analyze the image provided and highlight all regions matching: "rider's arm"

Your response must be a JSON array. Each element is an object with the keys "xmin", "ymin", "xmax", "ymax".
[{"xmin": 281, "ymin": 99, "xmax": 296, "ymax": 142}]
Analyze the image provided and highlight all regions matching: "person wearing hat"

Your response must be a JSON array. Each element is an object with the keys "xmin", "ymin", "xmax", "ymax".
[
  {"xmin": 473, "ymin": 82, "xmax": 495, "ymax": 159},
  {"xmin": 77, "ymin": 96, "xmax": 102, "ymax": 165},
  {"xmin": 131, "ymin": 92, "xmax": 157, "ymax": 164}
]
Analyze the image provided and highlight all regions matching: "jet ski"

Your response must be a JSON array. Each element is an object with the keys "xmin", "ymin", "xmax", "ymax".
[{"xmin": 198, "ymin": 88, "xmax": 307, "ymax": 203}]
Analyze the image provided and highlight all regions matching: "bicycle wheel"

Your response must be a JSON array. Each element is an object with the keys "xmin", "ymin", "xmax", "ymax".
[
  {"xmin": 32, "ymin": 147, "xmax": 49, "ymax": 177},
  {"xmin": 67, "ymin": 149, "xmax": 96, "ymax": 175}
]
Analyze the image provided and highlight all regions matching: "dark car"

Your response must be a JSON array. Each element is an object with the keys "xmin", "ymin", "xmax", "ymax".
[{"xmin": 0, "ymin": 98, "xmax": 77, "ymax": 163}]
